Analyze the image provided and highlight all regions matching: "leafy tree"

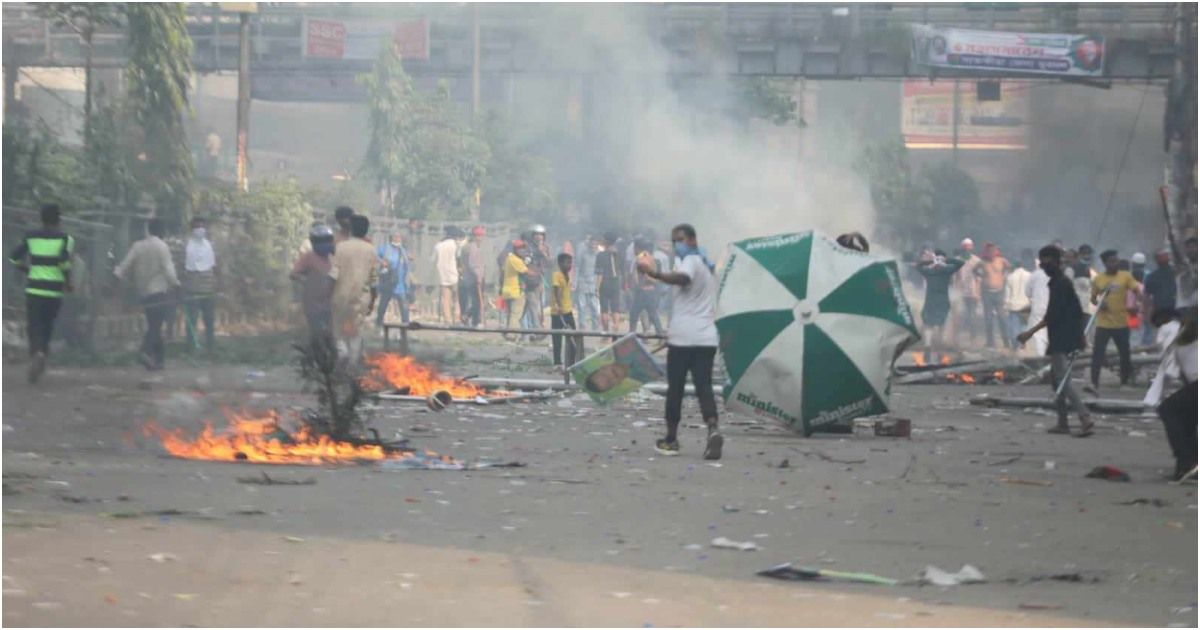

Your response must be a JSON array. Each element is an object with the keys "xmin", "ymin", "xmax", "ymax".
[
  {"xmin": 360, "ymin": 45, "xmax": 490, "ymax": 220},
  {"xmin": 854, "ymin": 139, "xmax": 980, "ymax": 251},
  {"xmin": 2, "ymin": 120, "xmax": 90, "ymax": 211},
  {"xmin": 478, "ymin": 110, "xmax": 558, "ymax": 225},
  {"xmin": 33, "ymin": 3, "xmax": 125, "ymax": 148},
  {"xmin": 732, "ymin": 77, "xmax": 803, "ymax": 127},
  {"xmin": 124, "ymin": 3, "xmax": 194, "ymax": 230}
]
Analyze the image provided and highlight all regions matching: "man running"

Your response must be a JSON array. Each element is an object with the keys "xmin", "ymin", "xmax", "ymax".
[
  {"xmin": 8, "ymin": 203, "xmax": 74, "ymax": 383},
  {"xmin": 637, "ymin": 224, "xmax": 722, "ymax": 460}
]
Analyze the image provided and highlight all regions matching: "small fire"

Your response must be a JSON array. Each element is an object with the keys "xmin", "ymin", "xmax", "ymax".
[
  {"xmin": 993, "ymin": 370, "xmax": 1006, "ymax": 382},
  {"xmin": 944, "ymin": 372, "xmax": 977, "ymax": 384},
  {"xmin": 142, "ymin": 409, "xmax": 459, "ymax": 466},
  {"xmin": 360, "ymin": 353, "xmax": 498, "ymax": 398},
  {"xmin": 911, "ymin": 352, "xmax": 927, "ymax": 367},
  {"xmin": 940, "ymin": 355, "xmax": 953, "ymax": 366}
]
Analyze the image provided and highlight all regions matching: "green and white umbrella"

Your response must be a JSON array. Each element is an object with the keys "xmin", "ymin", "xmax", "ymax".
[{"xmin": 716, "ymin": 231, "xmax": 920, "ymax": 436}]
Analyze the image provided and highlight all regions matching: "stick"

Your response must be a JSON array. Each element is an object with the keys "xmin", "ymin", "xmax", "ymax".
[{"xmin": 1055, "ymin": 286, "xmax": 1113, "ymax": 398}]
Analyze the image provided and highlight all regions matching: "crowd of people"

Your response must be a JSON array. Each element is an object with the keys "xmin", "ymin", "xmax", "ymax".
[{"xmin": 8, "ymin": 205, "xmax": 1196, "ymax": 472}]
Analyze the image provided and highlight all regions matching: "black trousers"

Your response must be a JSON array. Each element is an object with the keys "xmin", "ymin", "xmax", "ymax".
[
  {"xmin": 665, "ymin": 346, "xmax": 719, "ymax": 437},
  {"xmin": 460, "ymin": 281, "xmax": 481, "ymax": 326},
  {"xmin": 141, "ymin": 292, "xmax": 171, "ymax": 367},
  {"xmin": 185, "ymin": 293, "xmax": 216, "ymax": 350},
  {"xmin": 1158, "ymin": 381, "xmax": 1197, "ymax": 471},
  {"xmin": 26, "ymin": 294, "xmax": 62, "ymax": 356},
  {"xmin": 629, "ymin": 290, "xmax": 664, "ymax": 335},
  {"xmin": 1091, "ymin": 327, "xmax": 1132, "ymax": 387},
  {"xmin": 551, "ymin": 313, "xmax": 579, "ymax": 366}
]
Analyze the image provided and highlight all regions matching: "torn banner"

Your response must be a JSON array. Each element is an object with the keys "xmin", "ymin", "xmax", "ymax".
[{"xmin": 568, "ymin": 333, "xmax": 665, "ymax": 404}]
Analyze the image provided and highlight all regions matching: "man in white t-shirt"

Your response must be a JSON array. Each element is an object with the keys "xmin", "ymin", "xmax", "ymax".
[
  {"xmin": 1025, "ymin": 256, "xmax": 1053, "ymax": 356},
  {"xmin": 636, "ymin": 223, "xmax": 722, "ymax": 460},
  {"xmin": 433, "ymin": 226, "xmax": 460, "ymax": 324}
]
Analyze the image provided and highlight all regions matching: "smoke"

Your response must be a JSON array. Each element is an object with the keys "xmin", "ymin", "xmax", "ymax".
[{"xmin": 521, "ymin": 5, "xmax": 876, "ymax": 256}]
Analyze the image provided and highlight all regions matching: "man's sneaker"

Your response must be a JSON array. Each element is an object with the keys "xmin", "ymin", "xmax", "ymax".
[
  {"xmin": 703, "ymin": 431, "xmax": 724, "ymax": 461},
  {"xmin": 654, "ymin": 438, "xmax": 680, "ymax": 456}
]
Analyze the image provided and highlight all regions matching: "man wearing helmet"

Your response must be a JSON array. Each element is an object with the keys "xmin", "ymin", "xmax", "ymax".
[{"xmin": 291, "ymin": 224, "xmax": 337, "ymax": 338}]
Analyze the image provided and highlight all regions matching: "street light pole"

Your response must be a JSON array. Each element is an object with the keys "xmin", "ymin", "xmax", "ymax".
[{"xmin": 235, "ymin": 10, "xmax": 250, "ymax": 192}]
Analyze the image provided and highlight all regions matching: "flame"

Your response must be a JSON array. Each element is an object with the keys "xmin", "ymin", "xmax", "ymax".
[
  {"xmin": 360, "ymin": 353, "xmax": 500, "ymax": 398},
  {"xmin": 940, "ymin": 355, "xmax": 953, "ymax": 366},
  {"xmin": 142, "ymin": 409, "xmax": 459, "ymax": 466},
  {"xmin": 961, "ymin": 373, "xmax": 977, "ymax": 384},
  {"xmin": 911, "ymin": 352, "xmax": 927, "ymax": 367},
  {"xmin": 993, "ymin": 370, "xmax": 1006, "ymax": 382}
]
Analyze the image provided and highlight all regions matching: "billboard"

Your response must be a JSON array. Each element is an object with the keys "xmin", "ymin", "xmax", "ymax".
[
  {"xmin": 303, "ymin": 17, "xmax": 429, "ymax": 61},
  {"xmin": 911, "ymin": 25, "xmax": 1105, "ymax": 78},
  {"xmin": 901, "ymin": 80, "xmax": 1029, "ymax": 150}
]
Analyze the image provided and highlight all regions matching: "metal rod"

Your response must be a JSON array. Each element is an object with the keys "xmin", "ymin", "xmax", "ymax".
[
  {"xmin": 386, "ymin": 322, "xmax": 666, "ymax": 341},
  {"xmin": 1054, "ymin": 286, "xmax": 1113, "ymax": 398}
]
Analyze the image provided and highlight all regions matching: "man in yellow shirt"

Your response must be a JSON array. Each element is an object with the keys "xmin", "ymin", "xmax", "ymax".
[
  {"xmin": 551, "ymin": 252, "xmax": 581, "ymax": 369},
  {"xmin": 1090, "ymin": 249, "xmax": 1141, "ymax": 390},
  {"xmin": 501, "ymin": 240, "xmax": 533, "ymax": 340}
]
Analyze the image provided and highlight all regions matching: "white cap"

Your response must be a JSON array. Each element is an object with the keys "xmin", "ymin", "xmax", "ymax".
[
  {"xmin": 1131, "ymin": 252, "xmax": 1146, "ymax": 264},
  {"xmin": 960, "ymin": 238, "xmax": 974, "ymax": 248}
]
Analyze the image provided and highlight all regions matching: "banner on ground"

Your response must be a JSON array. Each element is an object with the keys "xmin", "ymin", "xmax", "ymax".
[
  {"xmin": 901, "ymin": 80, "xmax": 1029, "ymax": 150},
  {"xmin": 303, "ymin": 17, "xmax": 429, "ymax": 61},
  {"xmin": 569, "ymin": 333, "xmax": 665, "ymax": 405},
  {"xmin": 911, "ymin": 24, "xmax": 1105, "ymax": 77}
]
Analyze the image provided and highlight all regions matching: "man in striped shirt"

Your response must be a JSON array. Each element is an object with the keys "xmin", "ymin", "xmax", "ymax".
[{"xmin": 8, "ymin": 204, "xmax": 74, "ymax": 383}]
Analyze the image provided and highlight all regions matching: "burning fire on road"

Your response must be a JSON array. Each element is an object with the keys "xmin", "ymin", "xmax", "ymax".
[
  {"xmin": 360, "ymin": 353, "xmax": 510, "ymax": 399},
  {"xmin": 142, "ymin": 409, "xmax": 459, "ymax": 466}
]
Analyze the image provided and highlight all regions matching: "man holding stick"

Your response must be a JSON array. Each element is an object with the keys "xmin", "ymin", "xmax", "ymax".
[{"xmin": 1017, "ymin": 245, "xmax": 1095, "ymax": 437}]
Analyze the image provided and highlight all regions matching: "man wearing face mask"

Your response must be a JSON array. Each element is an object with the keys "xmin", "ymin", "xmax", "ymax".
[
  {"xmin": 637, "ymin": 224, "xmax": 722, "ymax": 460},
  {"xmin": 183, "ymin": 217, "xmax": 217, "ymax": 352},
  {"xmin": 1017, "ymin": 246, "xmax": 1094, "ymax": 437}
]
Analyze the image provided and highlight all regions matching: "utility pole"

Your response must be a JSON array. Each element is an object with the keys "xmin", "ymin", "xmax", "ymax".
[
  {"xmin": 235, "ymin": 10, "xmax": 250, "ymax": 192},
  {"xmin": 951, "ymin": 78, "xmax": 961, "ymax": 163},
  {"xmin": 471, "ymin": 4, "xmax": 481, "ymax": 118}
]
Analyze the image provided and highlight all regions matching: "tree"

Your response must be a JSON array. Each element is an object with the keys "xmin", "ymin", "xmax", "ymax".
[
  {"xmin": 33, "ymin": 3, "xmax": 124, "ymax": 149},
  {"xmin": 478, "ymin": 110, "xmax": 558, "ymax": 224},
  {"xmin": 732, "ymin": 77, "xmax": 803, "ymax": 127},
  {"xmin": 360, "ymin": 45, "xmax": 490, "ymax": 220},
  {"xmin": 124, "ymin": 3, "xmax": 194, "ymax": 229},
  {"xmin": 854, "ymin": 139, "xmax": 980, "ymax": 251}
]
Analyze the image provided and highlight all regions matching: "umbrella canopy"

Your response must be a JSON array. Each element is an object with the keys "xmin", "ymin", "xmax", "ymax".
[{"xmin": 716, "ymin": 231, "xmax": 920, "ymax": 435}]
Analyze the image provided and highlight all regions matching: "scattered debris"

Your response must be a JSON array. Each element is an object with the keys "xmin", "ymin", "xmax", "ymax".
[
  {"xmin": 148, "ymin": 552, "xmax": 179, "ymax": 563},
  {"xmin": 1116, "ymin": 498, "xmax": 1170, "ymax": 507},
  {"xmin": 282, "ymin": 536, "xmax": 305, "ymax": 543},
  {"xmin": 998, "ymin": 477, "xmax": 1053, "ymax": 487},
  {"xmin": 236, "ymin": 473, "xmax": 317, "ymax": 486},
  {"xmin": 103, "ymin": 509, "xmax": 220, "ymax": 521},
  {"xmin": 777, "ymin": 458, "xmax": 790, "ymax": 469},
  {"xmin": 757, "ymin": 563, "xmax": 898, "ymax": 585},
  {"xmin": 816, "ymin": 451, "xmax": 866, "ymax": 465},
  {"xmin": 1005, "ymin": 572, "xmax": 1103, "ymax": 585},
  {"xmin": 971, "ymin": 394, "xmax": 1145, "ymax": 415},
  {"xmin": 874, "ymin": 418, "xmax": 911, "ymax": 438},
  {"xmin": 1018, "ymin": 602, "xmax": 1064, "ymax": 611},
  {"xmin": 1085, "ymin": 466, "xmax": 1131, "ymax": 482},
  {"xmin": 921, "ymin": 564, "xmax": 986, "ymax": 586},
  {"xmin": 711, "ymin": 537, "xmax": 759, "ymax": 551}
]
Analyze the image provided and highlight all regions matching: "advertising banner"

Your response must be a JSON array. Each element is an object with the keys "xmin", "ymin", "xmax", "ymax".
[
  {"xmin": 569, "ymin": 334, "xmax": 665, "ymax": 405},
  {"xmin": 911, "ymin": 24, "xmax": 1104, "ymax": 77},
  {"xmin": 901, "ymin": 80, "xmax": 1029, "ymax": 150},
  {"xmin": 303, "ymin": 17, "xmax": 429, "ymax": 61}
]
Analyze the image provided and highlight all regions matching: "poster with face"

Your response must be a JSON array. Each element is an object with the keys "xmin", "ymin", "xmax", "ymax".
[{"xmin": 569, "ymin": 333, "xmax": 665, "ymax": 404}]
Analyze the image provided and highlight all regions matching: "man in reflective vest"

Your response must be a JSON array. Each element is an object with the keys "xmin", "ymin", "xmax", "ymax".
[{"xmin": 8, "ymin": 204, "xmax": 74, "ymax": 383}]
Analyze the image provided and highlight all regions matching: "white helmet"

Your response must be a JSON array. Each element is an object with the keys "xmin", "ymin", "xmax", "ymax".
[
  {"xmin": 530, "ymin": 224, "xmax": 547, "ymax": 235},
  {"xmin": 1131, "ymin": 252, "xmax": 1146, "ymax": 265}
]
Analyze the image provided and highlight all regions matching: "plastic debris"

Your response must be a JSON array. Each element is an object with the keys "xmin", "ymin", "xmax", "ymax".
[
  {"xmin": 148, "ymin": 553, "xmax": 179, "ymax": 563},
  {"xmin": 711, "ymin": 537, "xmax": 759, "ymax": 551},
  {"xmin": 921, "ymin": 564, "xmax": 986, "ymax": 586},
  {"xmin": 757, "ymin": 563, "xmax": 898, "ymax": 585},
  {"xmin": 1085, "ymin": 465, "xmax": 1131, "ymax": 482}
]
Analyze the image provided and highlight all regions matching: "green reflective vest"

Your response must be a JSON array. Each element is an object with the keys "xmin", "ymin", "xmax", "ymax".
[{"xmin": 10, "ymin": 229, "xmax": 74, "ymax": 298}]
